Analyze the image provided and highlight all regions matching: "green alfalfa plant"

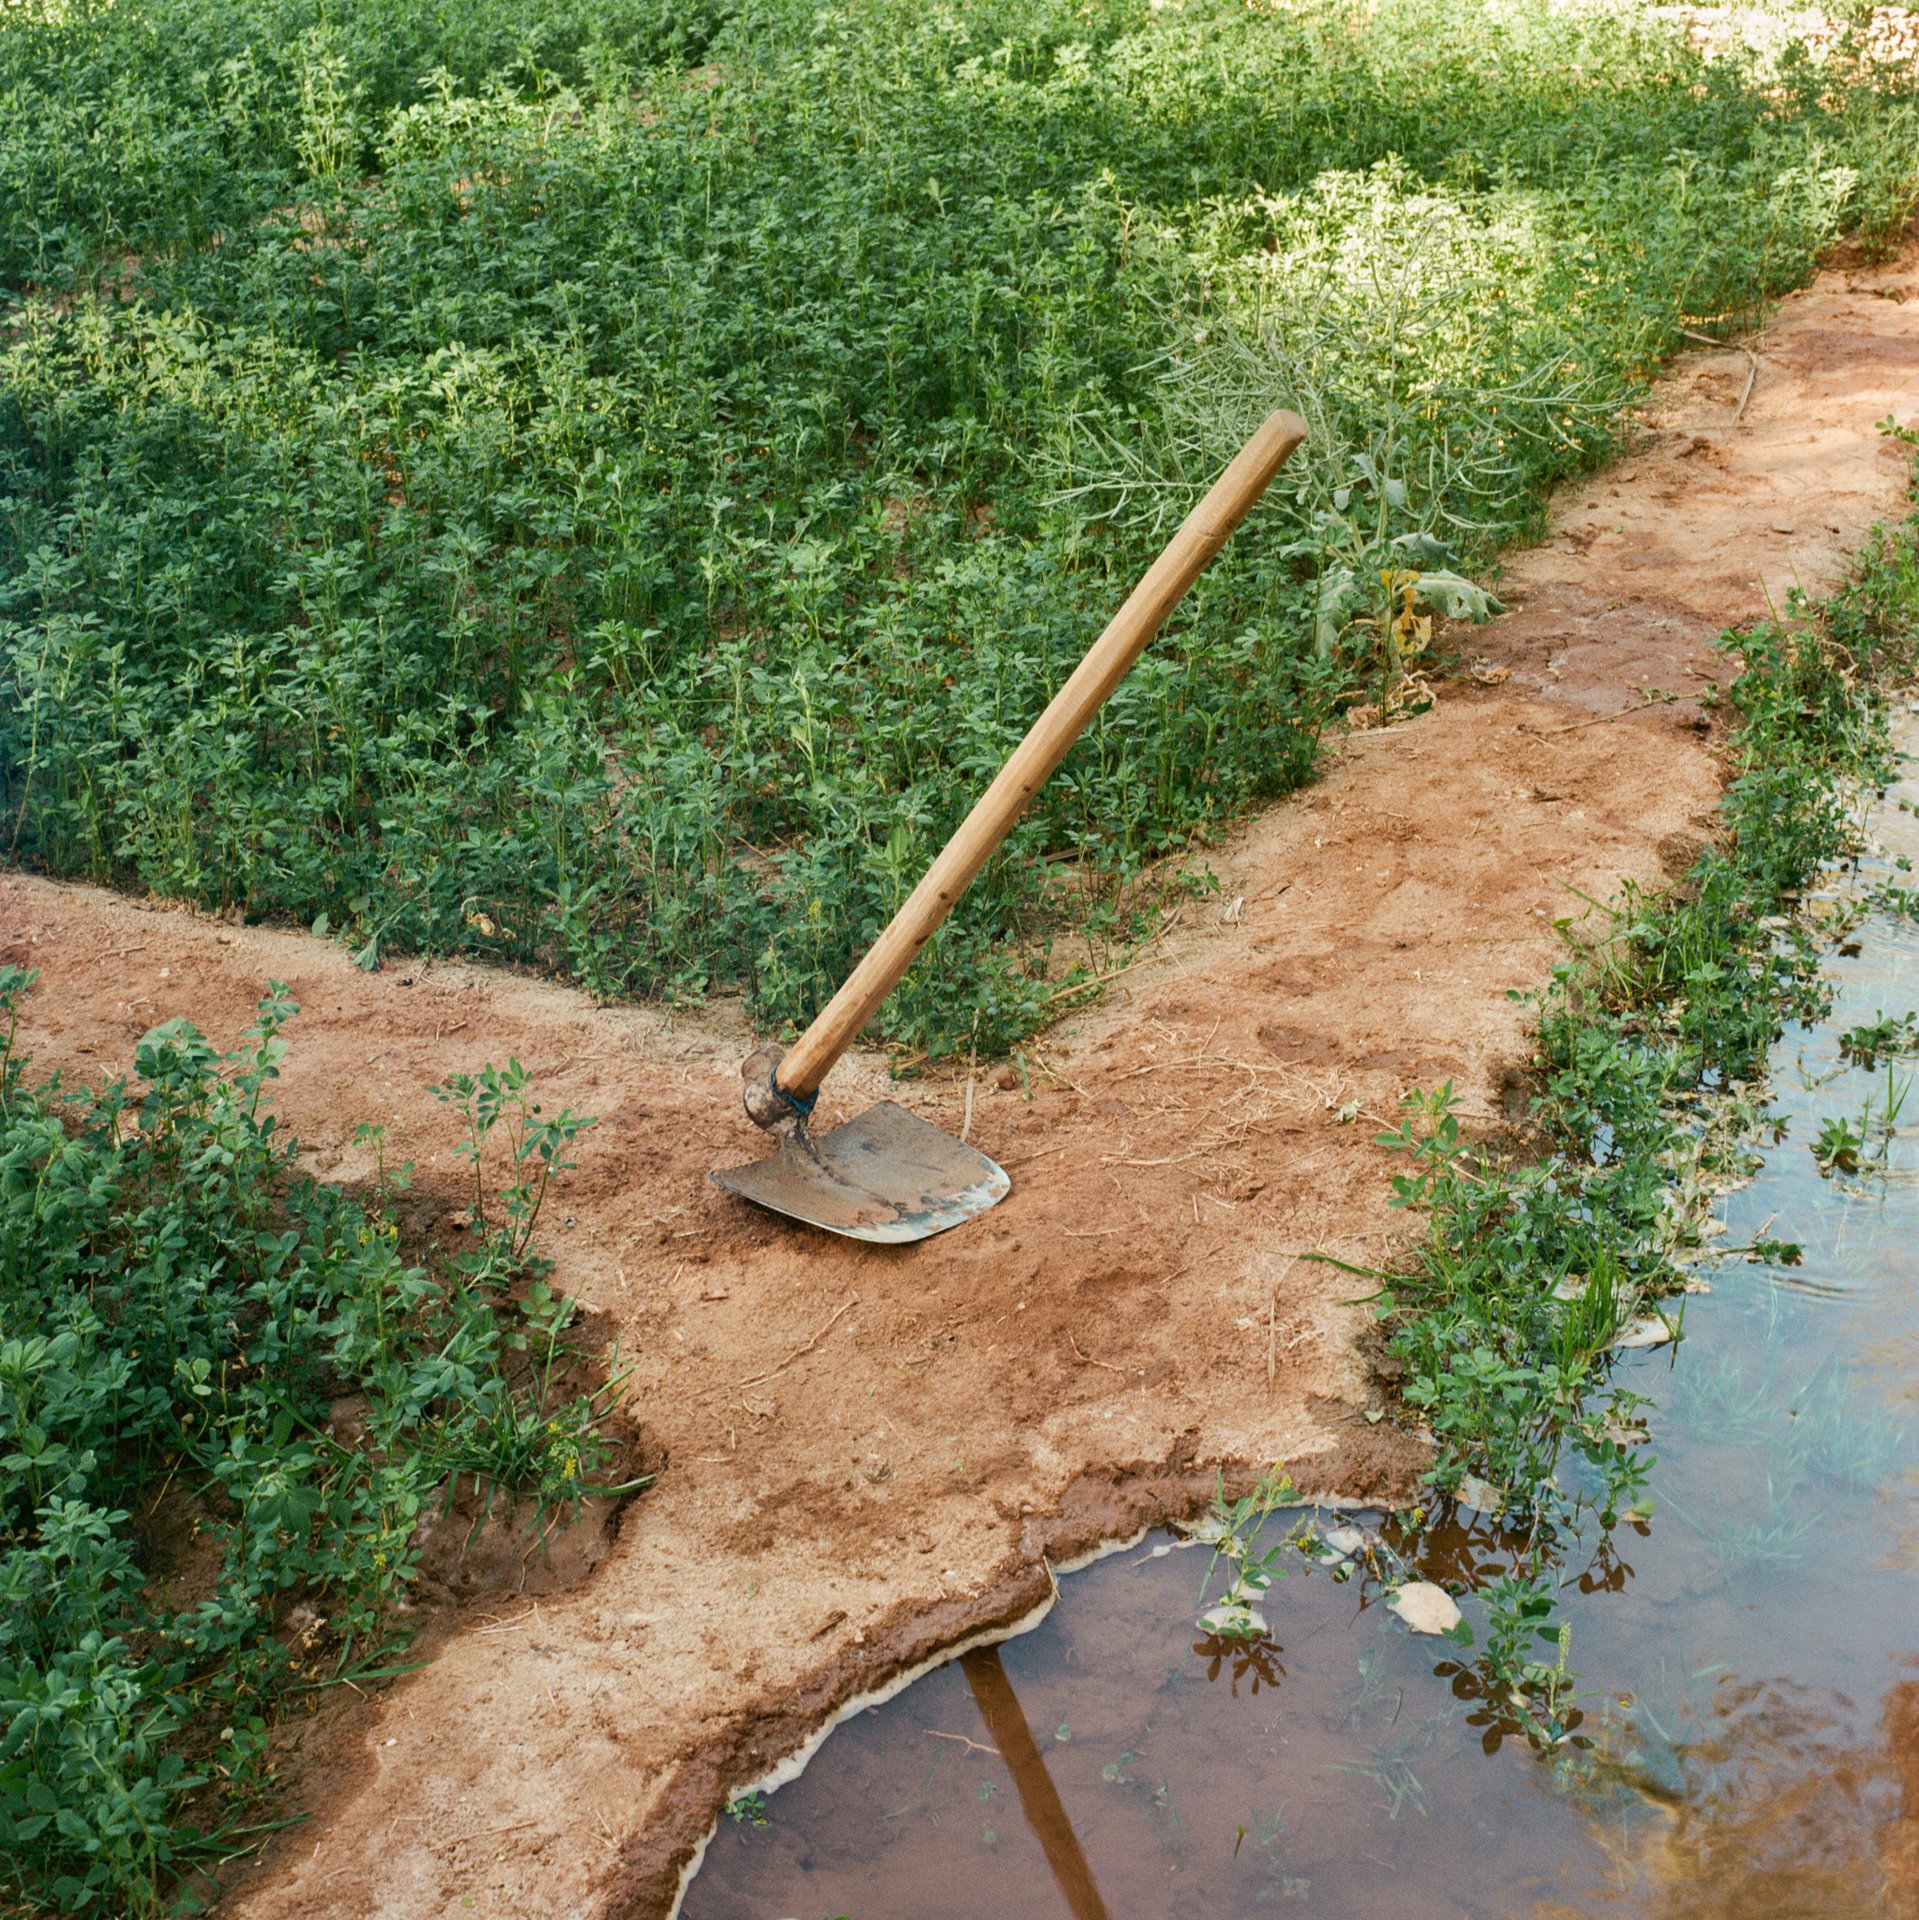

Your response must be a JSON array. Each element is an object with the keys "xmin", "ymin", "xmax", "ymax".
[
  {"xmin": 0, "ymin": 970, "xmax": 643, "ymax": 1916},
  {"xmin": 425, "ymin": 1060, "xmax": 644, "ymax": 1527},
  {"xmin": 430, "ymin": 1058, "xmax": 597, "ymax": 1264},
  {"xmin": 6, "ymin": 0, "xmax": 1917, "ymax": 1069}
]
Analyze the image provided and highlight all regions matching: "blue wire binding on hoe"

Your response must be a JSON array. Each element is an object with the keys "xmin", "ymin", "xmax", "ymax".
[{"xmin": 771, "ymin": 1065, "xmax": 817, "ymax": 1120}]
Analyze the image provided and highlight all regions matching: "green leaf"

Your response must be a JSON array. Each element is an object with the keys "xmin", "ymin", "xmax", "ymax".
[{"xmin": 1412, "ymin": 570, "xmax": 1505, "ymax": 624}]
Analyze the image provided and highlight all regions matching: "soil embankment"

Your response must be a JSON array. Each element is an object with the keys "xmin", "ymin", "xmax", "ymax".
[{"xmin": 3, "ymin": 235, "xmax": 1916, "ymax": 1917}]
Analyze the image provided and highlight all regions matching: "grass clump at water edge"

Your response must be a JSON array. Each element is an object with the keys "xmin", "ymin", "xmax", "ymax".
[
  {"xmin": 1363, "ymin": 486, "xmax": 1919, "ymax": 1750},
  {"xmin": 0, "ymin": 969, "xmax": 642, "ymax": 1916}
]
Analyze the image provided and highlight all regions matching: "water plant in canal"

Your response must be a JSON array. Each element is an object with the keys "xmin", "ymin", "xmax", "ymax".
[
  {"xmin": 1669, "ymin": 1474, "xmax": 1820, "ymax": 1581},
  {"xmin": 1812, "ymin": 1111, "xmax": 1868, "ymax": 1173},
  {"xmin": 1328, "ymin": 1696, "xmax": 1462, "ymax": 1819},
  {"xmin": 1333, "ymin": 1647, "xmax": 1402, "ymax": 1732},
  {"xmin": 1667, "ymin": 1348, "xmax": 1776, "ymax": 1444},
  {"xmin": 724, "ymin": 1791, "xmax": 771, "ymax": 1828},
  {"xmin": 1787, "ymin": 1370, "xmax": 1909, "ymax": 1491},
  {"xmin": 1808, "ymin": 1054, "xmax": 1913, "ymax": 1177},
  {"xmin": 1191, "ymin": 1462, "xmax": 1312, "ymax": 1639},
  {"xmin": 1836, "ymin": 1010, "xmax": 1919, "ymax": 1067},
  {"xmin": 1234, "ymin": 1805, "xmax": 1311, "ymax": 1902}
]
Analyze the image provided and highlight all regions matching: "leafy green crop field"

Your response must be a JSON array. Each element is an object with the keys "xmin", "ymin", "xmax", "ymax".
[{"xmin": 2, "ymin": 0, "xmax": 1915, "ymax": 1055}]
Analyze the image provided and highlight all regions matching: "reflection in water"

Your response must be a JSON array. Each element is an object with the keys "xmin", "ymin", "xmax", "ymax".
[
  {"xmin": 1554, "ymin": 1673, "xmax": 1919, "ymax": 1920},
  {"xmin": 1190, "ymin": 1628, "xmax": 1285, "ymax": 1697},
  {"xmin": 1887, "ymin": 1680, "xmax": 1919, "ymax": 1917},
  {"xmin": 687, "ymin": 757, "xmax": 1919, "ymax": 1919},
  {"xmin": 960, "ymin": 1649, "xmax": 1108, "ymax": 1920}
]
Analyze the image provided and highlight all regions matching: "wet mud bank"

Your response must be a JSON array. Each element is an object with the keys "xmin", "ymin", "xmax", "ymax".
[
  {"xmin": 620, "ymin": 1456, "xmax": 1395, "ymax": 1919},
  {"xmin": 608, "ymin": 1457, "xmax": 1207, "ymax": 1920}
]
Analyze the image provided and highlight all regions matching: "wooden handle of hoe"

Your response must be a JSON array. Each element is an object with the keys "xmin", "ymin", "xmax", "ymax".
[{"xmin": 769, "ymin": 407, "xmax": 1308, "ymax": 1109}]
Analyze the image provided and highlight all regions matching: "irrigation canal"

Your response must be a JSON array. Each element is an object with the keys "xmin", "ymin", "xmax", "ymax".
[{"xmin": 684, "ymin": 732, "xmax": 1919, "ymax": 1920}]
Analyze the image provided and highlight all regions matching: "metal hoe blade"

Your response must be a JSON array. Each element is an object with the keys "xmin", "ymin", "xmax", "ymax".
[{"xmin": 711, "ymin": 1101, "xmax": 1009, "ymax": 1244}]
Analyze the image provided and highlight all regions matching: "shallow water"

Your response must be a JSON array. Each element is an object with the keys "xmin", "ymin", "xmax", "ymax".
[{"xmin": 686, "ymin": 751, "xmax": 1919, "ymax": 1920}]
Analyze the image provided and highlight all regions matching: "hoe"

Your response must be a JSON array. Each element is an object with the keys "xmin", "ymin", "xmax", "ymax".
[{"xmin": 714, "ymin": 410, "xmax": 1307, "ymax": 1242}]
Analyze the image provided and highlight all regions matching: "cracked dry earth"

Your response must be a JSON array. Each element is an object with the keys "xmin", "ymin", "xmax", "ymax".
[{"xmin": 3, "ymin": 232, "xmax": 1916, "ymax": 1918}]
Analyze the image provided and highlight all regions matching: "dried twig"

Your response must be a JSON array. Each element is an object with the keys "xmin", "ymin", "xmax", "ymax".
[
  {"xmin": 739, "ymin": 1293, "xmax": 858, "ymax": 1389},
  {"xmin": 1524, "ymin": 691, "xmax": 1674, "ymax": 738},
  {"xmin": 475, "ymin": 1604, "xmax": 540, "ymax": 1634},
  {"xmin": 1677, "ymin": 324, "xmax": 1759, "ymax": 426},
  {"xmin": 1045, "ymin": 947, "xmax": 1163, "ymax": 1003},
  {"xmin": 999, "ymin": 1140, "xmax": 1068, "ymax": 1170},
  {"xmin": 926, "ymin": 1730, "xmax": 1000, "ymax": 1759},
  {"xmin": 1070, "ymin": 1334, "xmax": 1127, "ymax": 1375},
  {"xmin": 444, "ymin": 1819, "xmax": 538, "ymax": 1851},
  {"xmin": 1163, "ymin": 1239, "xmax": 1230, "ymax": 1287},
  {"xmin": 1029, "ymin": 1048, "xmax": 1093, "ymax": 1101}
]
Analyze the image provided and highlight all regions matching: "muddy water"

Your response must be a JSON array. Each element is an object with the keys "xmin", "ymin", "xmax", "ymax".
[{"xmin": 685, "ymin": 751, "xmax": 1919, "ymax": 1920}]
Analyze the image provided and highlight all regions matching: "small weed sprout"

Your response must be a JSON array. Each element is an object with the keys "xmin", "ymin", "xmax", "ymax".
[
  {"xmin": 1236, "ymin": 1806, "xmax": 1310, "ymax": 1902},
  {"xmin": 1812, "ymin": 1063, "xmax": 1913, "ymax": 1176},
  {"xmin": 1837, "ymin": 1010, "xmax": 1919, "ymax": 1067},
  {"xmin": 1192, "ymin": 1463, "xmax": 1310, "ymax": 1639},
  {"xmin": 1330, "ymin": 1734, "xmax": 1432, "ymax": 1821},
  {"xmin": 1789, "ymin": 1372, "xmax": 1908, "ymax": 1490},
  {"xmin": 1814, "ymin": 1110, "xmax": 1868, "ymax": 1173}
]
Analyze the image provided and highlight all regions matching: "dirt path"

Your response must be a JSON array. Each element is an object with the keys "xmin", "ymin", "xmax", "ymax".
[{"xmin": 3, "ymin": 235, "xmax": 1915, "ymax": 1918}]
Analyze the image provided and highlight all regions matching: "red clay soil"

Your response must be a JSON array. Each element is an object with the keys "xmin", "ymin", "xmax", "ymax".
[{"xmin": 4, "ymin": 235, "xmax": 1917, "ymax": 1919}]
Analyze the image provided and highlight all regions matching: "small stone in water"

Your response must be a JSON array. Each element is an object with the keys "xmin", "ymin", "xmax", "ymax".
[
  {"xmin": 1321, "ymin": 1525, "xmax": 1368, "ymax": 1560},
  {"xmin": 1199, "ymin": 1602, "xmax": 1270, "ymax": 1637},
  {"xmin": 1614, "ymin": 1316, "xmax": 1675, "ymax": 1350},
  {"xmin": 1388, "ymin": 1582, "xmax": 1463, "ymax": 1635}
]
